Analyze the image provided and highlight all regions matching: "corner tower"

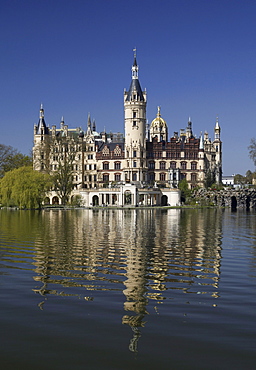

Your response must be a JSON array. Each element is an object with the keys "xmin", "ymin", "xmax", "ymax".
[{"xmin": 124, "ymin": 50, "xmax": 147, "ymax": 182}]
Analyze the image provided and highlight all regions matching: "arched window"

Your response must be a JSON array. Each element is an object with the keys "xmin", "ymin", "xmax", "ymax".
[
  {"xmin": 191, "ymin": 173, "xmax": 197, "ymax": 182},
  {"xmin": 149, "ymin": 161, "xmax": 155, "ymax": 169},
  {"xmin": 114, "ymin": 162, "xmax": 121, "ymax": 170},
  {"xmin": 181, "ymin": 161, "xmax": 187, "ymax": 170},
  {"xmin": 160, "ymin": 161, "xmax": 166, "ymax": 170},
  {"xmin": 160, "ymin": 173, "xmax": 166, "ymax": 181},
  {"xmin": 149, "ymin": 172, "xmax": 155, "ymax": 181},
  {"xmin": 115, "ymin": 173, "xmax": 121, "ymax": 181},
  {"xmin": 191, "ymin": 162, "xmax": 197, "ymax": 170},
  {"xmin": 170, "ymin": 161, "xmax": 176, "ymax": 169},
  {"xmin": 103, "ymin": 173, "xmax": 109, "ymax": 182},
  {"xmin": 103, "ymin": 162, "xmax": 109, "ymax": 170}
]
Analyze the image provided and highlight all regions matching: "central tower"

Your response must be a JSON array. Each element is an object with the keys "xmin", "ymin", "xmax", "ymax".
[{"xmin": 124, "ymin": 50, "xmax": 147, "ymax": 182}]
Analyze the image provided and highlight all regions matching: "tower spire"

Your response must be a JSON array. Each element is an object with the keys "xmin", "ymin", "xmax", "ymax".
[
  {"xmin": 87, "ymin": 113, "xmax": 91, "ymax": 128},
  {"xmin": 40, "ymin": 103, "xmax": 44, "ymax": 118},
  {"xmin": 132, "ymin": 48, "xmax": 138, "ymax": 80},
  {"xmin": 36, "ymin": 103, "xmax": 48, "ymax": 134},
  {"xmin": 214, "ymin": 116, "xmax": 220, "ymax": 140}
]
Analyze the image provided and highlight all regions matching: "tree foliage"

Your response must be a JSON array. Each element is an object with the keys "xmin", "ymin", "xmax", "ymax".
[
  {"xmin": 0, "ymin": 166, "xmax": 52, "ymax": 209},
  {"xmin": 0, "ymin": 143, "xmax": 32, "ymax": 177},
  {"xmin": 248, "ymin": 138, "xmax": 256, "ymax": 167},
  {"xmin": 52, "ymin": 155, "xmax": 74, "ymax": 205},
  {"xmin": 234, "ymin": 171, "xmax": 256, "ymax": 185},
  {"xmin": 204, "ymin": 170, "xmax": 216, "ymax": 189},
  {"xmin": 178, "ymin": 179, "xmax": 191, "ymax": 203}
]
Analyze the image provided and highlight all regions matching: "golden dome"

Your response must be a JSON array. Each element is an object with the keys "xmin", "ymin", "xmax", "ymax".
[{"xmin": 150, "ymin": 106, "xmax": 167, "ymax": 129}]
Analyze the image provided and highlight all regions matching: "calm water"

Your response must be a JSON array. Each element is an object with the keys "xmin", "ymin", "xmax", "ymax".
[{"xmin": 0, "ymin": 208, "xmax": 256, "ymax": 370}]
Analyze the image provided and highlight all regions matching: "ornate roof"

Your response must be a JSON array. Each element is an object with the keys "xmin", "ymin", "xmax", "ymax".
[{"xmin": 150, "ymin": 106, "xmax": 167, "ymax": 129}]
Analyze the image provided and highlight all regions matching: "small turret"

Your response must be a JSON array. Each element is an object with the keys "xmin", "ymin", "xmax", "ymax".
[
  {"xmin": 92, "ymin": 119, "xmax": 96, "ymax": 132},
  {"xmin": 214, "ymin": 117, "xmax": 220, "ymax": 140},
  {"xmin": 186, "ymin": 117, "xmax": 193, "ymax": 138},
  {"xmin": 60, "ymin": 116, "xmax": 65, "ymax": 130},
  {"xmin": 36, "ymin": 103, "xmax": 48, "ymax": 135}
]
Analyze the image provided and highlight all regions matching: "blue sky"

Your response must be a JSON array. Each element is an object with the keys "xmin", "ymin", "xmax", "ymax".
[{"xmin": 1, "ymin": 0, "xmax": 256, "ymax": 175}]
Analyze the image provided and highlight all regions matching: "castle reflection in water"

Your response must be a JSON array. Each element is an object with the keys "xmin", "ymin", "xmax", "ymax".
[{"xmin": 29, "ymin": 208, "xmax": 222, "ymax": 351}]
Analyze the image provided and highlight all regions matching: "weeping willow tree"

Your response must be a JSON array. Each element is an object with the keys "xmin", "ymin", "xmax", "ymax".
[{"xmin": 0, "ymin": 166, "xmax": 52, "ymax": 209}]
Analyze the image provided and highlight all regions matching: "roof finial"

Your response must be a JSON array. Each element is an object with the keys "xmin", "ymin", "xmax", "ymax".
[
  {"xmin": 132, "ymin": 47, "xmax": 138, "ymax": 69},
  {"xmin": 157, "ymin": 106, "xmax": 161, "ymax": 116},
  {"xmin": 39, "ymin": 103, "xmax": 44, "ymax": 118},
  {"xmin": 87, "ymin": 112, "xmax": 91, "ymax": 127},
  {"xmin": 131, "ymin": 48, "xmax": 138, "ymax": 79}
]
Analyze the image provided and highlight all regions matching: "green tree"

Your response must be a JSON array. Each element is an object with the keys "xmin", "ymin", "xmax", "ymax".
[
  {"xmin": 0, "ymin": 166, "xmax": 52, "ymax": 209},
  {"xmin": 248, "ymin": 138, "xmax": 256, "ymax": 167},
  {"xmin": 178, "ymin": 179, "xmax": 191, "ymax": 203},
  {"xmin": 0, "ymin": 143, "xmax": 32, "ymax": 177},
  {"xmin": 52, "ymin": 155, "xmax": 74, "ymax": 205},
  {"xmin": 245, "ymin": 170, "xmax": 253, "ymax": 184},
  {"xmin": 204, "ymin": 170, "xmax": 215, "ymax": 188},
  {"xmin": 234, "ymin": 174, "xmax": 246, "ymax": 185}
]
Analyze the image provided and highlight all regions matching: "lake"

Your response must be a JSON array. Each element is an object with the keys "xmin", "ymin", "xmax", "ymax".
[{"xmin": 0, "ymin": 208, "xmax": 256, "ymax": 369}]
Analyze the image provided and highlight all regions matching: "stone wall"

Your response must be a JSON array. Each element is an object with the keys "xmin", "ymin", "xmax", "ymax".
[{"xmin": 193, "ymin": 188, "xmax": 256, "ymax": 209}]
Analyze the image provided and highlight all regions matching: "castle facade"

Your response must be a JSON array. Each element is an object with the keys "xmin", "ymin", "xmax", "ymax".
[{"xmin": 33, "ymin": 53, "xmax": 222, "ymax": 206}]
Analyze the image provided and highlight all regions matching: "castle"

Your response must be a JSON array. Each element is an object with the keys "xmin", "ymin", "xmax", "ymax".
[{"xmin": 33, "ymin": 52, "xmax": 222, "ymax": 206}]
